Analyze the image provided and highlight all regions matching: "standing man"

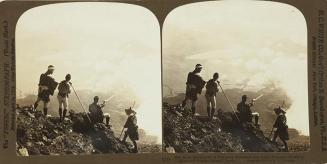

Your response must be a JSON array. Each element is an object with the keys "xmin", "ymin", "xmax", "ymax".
[
  {"xmin": 181, "ymin": 64, "xmax": 206, "ymax": 116},
  {"xmin": 57, "ymin": 74, "xmax": 71, "ymax": 121},
  {"xmin": 236, "ymin": 95, "xmax": 259, "ymax": 126},
  {"xmin": 33, "ymin": 65, "xmax": 58, "ymax": 117},
  {"xmin": 272, "ymin": 107, "xmax": 289, "ymax": 151},
  {"xmin": 88, "ymin": 96, "xmax": 110, "ymax": 125},
  {"xmin": 122, "ymin": 107, "xmax": 139, "ymax": 153},
  {"xmin": 205, "ymin": 72, "xmax": 220, "ymax": 120}
]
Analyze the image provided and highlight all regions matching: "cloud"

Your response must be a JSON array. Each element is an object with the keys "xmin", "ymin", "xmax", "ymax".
[
  {"xmin": 16, "ymin": 3, "xmax": 162, "ymax": 143},
  {"xmin": 163, "ymin": 1, "xmax": 308, "ymax": 135}
]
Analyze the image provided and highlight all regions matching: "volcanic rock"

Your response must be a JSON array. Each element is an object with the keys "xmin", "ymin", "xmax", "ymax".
[{"xmin": 16, "ymin": 106, "xmax": 134, "ymax": 156}]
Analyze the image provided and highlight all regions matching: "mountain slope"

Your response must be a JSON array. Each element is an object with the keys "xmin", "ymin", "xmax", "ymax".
[
  {"xmin": 16, "ymin": 106, "xmax": 160, "ymax": 156},
  {"xmin": 163, "ymin": 103, "xmax": 282, "ymax": 153}
]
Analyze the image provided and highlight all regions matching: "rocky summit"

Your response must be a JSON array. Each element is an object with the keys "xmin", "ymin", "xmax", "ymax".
[
  {"xmin": 163, "ymin": 102, "xmax": 292, "ymax": 153},
  {"xmin": 16, "ymin": 106, "xmax": 145, "ymax": 156}
]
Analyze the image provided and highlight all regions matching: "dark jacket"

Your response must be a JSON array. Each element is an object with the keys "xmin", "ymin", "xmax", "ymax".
[
  {"xmin": 89, "ymin": 103, "xmax": 104, "ymax": 123},
  {"xmin": 124, "ymin": 115, "xmax": 138, "ymax": 129},
  {"xmin": 273, "ymin": 114, "xmax": 289, "ymax": 140},
  {"xmin": 124, "ymin": 115, "xmax": 139, "ymax": 140},
  {"xmin": 38, "ymin": 73, "xmax": 58, "ymax": 96},
  {"xmin": 237, "ymin": 102, "xmax": 253, "ymax": 122},
  {"xmin": 186, "ymin": 71, "xmax": 206, "ymax": 94}
]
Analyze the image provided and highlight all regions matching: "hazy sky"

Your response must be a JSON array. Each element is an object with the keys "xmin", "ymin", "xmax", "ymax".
[
  {"xmin": 16, "ymin": 3, "xmax": 162, "ymax": 142},
  {"xmin": 163, "ymin": 1, "xmax": 309, "ymax": 135}
]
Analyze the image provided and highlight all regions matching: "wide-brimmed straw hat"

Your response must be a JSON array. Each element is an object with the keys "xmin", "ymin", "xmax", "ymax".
[
  {"xmin": 274, "ymin": 107, "xmax": 286, "ymax": 114},
  {"xmin": 125, "ymin": 107, "xmax": 136, "ymax": 115}
]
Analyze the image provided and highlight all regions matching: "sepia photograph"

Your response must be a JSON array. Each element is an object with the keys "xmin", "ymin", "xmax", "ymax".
[
  {"xmin": 0, "ymin": 0, "xmax": 326, "ymax": 163},
  {"xmin": 15, "ymin": 2, "xmax": 162, "ymax": 155},
  {"xmin": 163, "ymin": 1, "xmax": 309, "ymax": 153}
]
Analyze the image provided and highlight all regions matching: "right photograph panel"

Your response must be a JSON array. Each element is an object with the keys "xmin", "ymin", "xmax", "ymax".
[{"xmin": 162, "ymin": 1, "xmax": 309, "ymax": 153}]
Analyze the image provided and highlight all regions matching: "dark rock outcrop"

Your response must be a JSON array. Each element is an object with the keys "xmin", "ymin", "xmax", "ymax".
[
  {"xmin": 163, "ymin": 103, "xmax": 281, "ymax": 153},
  {"xmin": 16, "ymin": 106, "xmax": 133, "ymax": 156}
]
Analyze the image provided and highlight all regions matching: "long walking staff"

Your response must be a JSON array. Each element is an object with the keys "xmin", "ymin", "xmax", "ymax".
[
  {"xmin": 119, "ymin": 127, "xmax": 125, "ymax": 140},
  {"xmin": 269, "ymin": 127, "xmax": 274, "ymax": 139},
  {"xmin": 70, "ymin": 83, "xmax": 92, "ymax": 123},
  {"xmin": 119, "ymin": 101, "xmax": 136, "ymax": 140},
  {"xmin": 218, "ymin": 83, "xmax": 240, "ymax": 122}
]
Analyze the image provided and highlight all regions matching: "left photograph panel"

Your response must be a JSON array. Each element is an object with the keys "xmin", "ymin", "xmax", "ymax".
[{"xmin": 15, "ymin": 2, "xmax": 162, "ymax": 155}]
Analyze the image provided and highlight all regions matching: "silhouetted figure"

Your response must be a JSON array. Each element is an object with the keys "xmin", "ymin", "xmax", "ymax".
[
  {"xmin": 205, "ymin": 72, "xmax": 220, "ymax": 120},
  {"xmin": 272, "ymin": 107, "xmax": 289, "ymax": 151},
  {"xmin": 57, "ymin": 74, "xmax": 71, "ymax": 121},
  {"xmin": 88, "ymin": 96, "xmax": 110, "ymax": 125},
  {"xmin": 122, "ymin": 107, "xmax": 139, "ymax": 153},
  {"xmin": 181, "ymin": 64, "xmax": 206, "ymax": 116},
  {"xmin": 237, "ymin": 95, "xmax": 259, "ymax": 125},
  {"xmin": 34, "ymin": 65, "xmax": 58, "ymax": 117}
]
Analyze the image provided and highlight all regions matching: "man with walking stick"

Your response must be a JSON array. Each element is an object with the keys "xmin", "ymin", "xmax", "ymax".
[
  {"xmin": 121, "ymin": 107, "xmax": 139, "ymax": 153},
  {"xmin": 205, "ymin": 72, "xmax": 220, "ymax": 120},
  {"xmin": 271, "ymin": 107, "xmax": 289, "ymax": 151},
  {"xmin": 57, "ymin": 74, "xmax": 71, "ymax": 121}
]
